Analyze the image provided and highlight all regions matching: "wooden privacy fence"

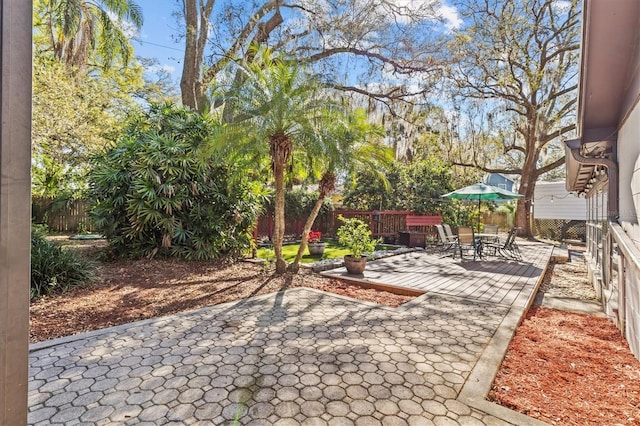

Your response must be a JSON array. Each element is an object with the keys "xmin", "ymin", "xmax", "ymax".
[
  {"xmin": 482, "ymin": 212, "xmax": 511, "ymax": 230},
  {"xmin": 34, "ymin": 198, "xmax": 450, "ymax": 242},
  {"xmin": 255, "ymin": 213, "xmax": 331, "ymax": 241},
  {"xmin": 256, "ymin": 210, "xmax": 441, "ymax": 243},
  {"xmin": 32, "ymin": 197, "xmax": 95, "ymax": 233}
]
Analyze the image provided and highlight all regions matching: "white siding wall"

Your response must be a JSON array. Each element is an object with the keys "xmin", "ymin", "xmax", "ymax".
[
  {"xmin": 619, "ymin": 102, "xmax": 640, "ymax": 244},
  {"xmin": 618, "ymin": 100, "xmax": 640, "ymax": 358},
  {"xmin": 625, "ymin": 262, "xmax": 640, "ymax": 358},
  {"xmin": 533, "ymin": 182, "xmax": 587, "ymax": 220}
]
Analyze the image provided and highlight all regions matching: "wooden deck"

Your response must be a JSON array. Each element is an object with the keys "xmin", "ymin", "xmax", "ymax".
[{"xmin": 321, "ymin": 241, "xmax": 553, "ymax": 308}]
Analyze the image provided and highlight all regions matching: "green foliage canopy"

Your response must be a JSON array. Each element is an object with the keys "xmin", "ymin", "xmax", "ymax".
[
  {"xmin": 34, "ymin": 0, "xmax": 143, "ymax": 70},
  {"xmin": 343, "ymin": 157, "xmax": 458, "ymax": 224},
  {"xmin": 32, "ymin": 56, "xmax": 129, "ymax": 199}
]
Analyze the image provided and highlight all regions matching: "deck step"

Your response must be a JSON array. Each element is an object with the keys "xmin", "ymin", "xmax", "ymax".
[{"xmin": 551, "ymin": 246, "xmax": 569, "ymax": 263}]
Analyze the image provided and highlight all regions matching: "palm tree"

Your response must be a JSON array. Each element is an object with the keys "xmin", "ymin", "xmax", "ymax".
[
  {"xmin": 36, "ymin": 0, "xmax": 143, "ymax": 69},
  {"xmin": 222, "ymin": 48, "xmax": 350, "ymax": 274},
  {"xmin": 288, "ymin": 109, "xmax": 392, "ymax": 272}
]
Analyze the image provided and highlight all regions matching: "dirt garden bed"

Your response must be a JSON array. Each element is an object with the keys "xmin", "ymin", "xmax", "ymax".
[{"xmin": 30, "ymin": 237, "xmax": 414, "ymax": 343}]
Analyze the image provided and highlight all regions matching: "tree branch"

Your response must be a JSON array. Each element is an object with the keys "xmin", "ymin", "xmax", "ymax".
[
  {"xmin": 540, "ymin": 123, "xmax": 575, "ymax": 143},
  {"xmin": 536, "ymin": 155, "xmax": 565, "ymax": 176},
  {"xmin": 451, "ymin": 159, "xmax": 523, "ymax": 175},
  {"xmin": 301, "ymin": 47, "xmax": 438, "ymax": 75},
  {"xmin": 203, "ymin": 0, "xmax": 279, "ymax": 84}
]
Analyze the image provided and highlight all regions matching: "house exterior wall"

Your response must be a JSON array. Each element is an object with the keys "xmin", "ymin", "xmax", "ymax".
[
  {"xmin": 618, "ymin": 100, "xmax": 640, "ymax": 244},
  {"xmin": 565, "ymin": 0, "xmax": 640, "ymax": 360},
  {"xmin": 485, "ymin": 174, "xmax": 514, "ymax": 192},
  {"xmin": 533, "ymin": 182, "xmax": 587, "ymax": 220},
  {"xmin": 616, "ymin": 97, "xmax": 640, "ymax": 357}
]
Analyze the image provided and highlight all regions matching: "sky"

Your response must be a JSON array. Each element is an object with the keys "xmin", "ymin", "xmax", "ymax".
[{"xmin": 130, "ymin": 1, "xmax": 184, "ymax": 83}]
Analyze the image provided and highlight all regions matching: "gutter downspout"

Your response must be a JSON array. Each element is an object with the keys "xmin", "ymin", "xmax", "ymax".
[{"xmin": 566, "ymin": 139, "xmax": 618, "ymax": 221}]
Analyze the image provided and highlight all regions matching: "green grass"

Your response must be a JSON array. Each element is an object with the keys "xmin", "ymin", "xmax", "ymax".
[
  {"xmin": 256, "ymin": 241, "xmax": 400, "ymax": 264},
  {"xmin": 257, "ymin": 241, "xmax": 351, "ymax": 264}
]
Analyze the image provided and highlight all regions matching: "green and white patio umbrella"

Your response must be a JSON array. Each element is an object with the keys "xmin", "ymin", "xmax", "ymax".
[{"xmin": 442, "ymin": 183, "xmax": 522, "ymax": 227}]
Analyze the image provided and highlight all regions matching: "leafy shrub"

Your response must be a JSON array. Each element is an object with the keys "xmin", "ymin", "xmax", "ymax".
[
  {"xmin": 31, "ymin": 233, "xmax": 94, "ymax": 300},
  {"xmin": 89, "ymin": 104, "xmax": 266, "ymax": 260},
  {"xmin": 336, "ymin": 215, "xmax": 379, "ymax": 258},
  {"xmin": 31, "ymin": 223, "xmax": 49, "ymax": 240}
]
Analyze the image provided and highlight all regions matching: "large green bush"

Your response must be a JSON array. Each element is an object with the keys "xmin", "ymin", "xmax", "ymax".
[
  {"xmin": 343, "ymin": 157, "xmax": 459, "ymax": 225},
  {"xmin": 89, "ymin": 104, "xmax": 266, "ymax": 260},
  {"xmin": 31, "ymin": 233, "xmax": 94, "ymax": 300},
  {"xmin": 261, "ymin": 189, "xmax": 333, "ymax": 223}
]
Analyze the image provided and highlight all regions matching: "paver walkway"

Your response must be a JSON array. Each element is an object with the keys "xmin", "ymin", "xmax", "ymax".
[{"xmin": 29, "ymin": 241, "xmax": 553, "ymax": 425}]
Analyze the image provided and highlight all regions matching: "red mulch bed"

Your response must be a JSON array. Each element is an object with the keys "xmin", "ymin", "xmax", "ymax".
[{"xmin": 490, "ymin": 306, "xmax": 640, "ymax": 425}]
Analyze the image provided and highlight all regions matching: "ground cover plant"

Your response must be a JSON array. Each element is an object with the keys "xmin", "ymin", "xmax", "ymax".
[
  {"xmin": 30, "ymin": 231, "xmax": 95, "ymax": 300},
  {"xmin": 256, "ymin": 240, "xmax": 401, "ymax": 264}
]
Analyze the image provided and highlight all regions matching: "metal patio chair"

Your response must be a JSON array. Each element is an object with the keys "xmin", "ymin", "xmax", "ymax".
[
  {"xmin": 484, "ymin": 227, "xmax": 522, "ymax": 261},
  {"xmin": 435, "ymin": 224, "xmax": 457, "ymax": 254},
  {"xmin": 482, "ymin": 224, "xmax": 499, "ymax": 242},
  {"xmin": 454, "ymin": 226, "xmax": 481, "ymax": 260},
  {"xmin": 443, "ymin": 224, "xmax": 457, "ymax": 243}
]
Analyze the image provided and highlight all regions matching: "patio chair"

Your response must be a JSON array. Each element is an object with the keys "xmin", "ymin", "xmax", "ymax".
[
  {"xmin": 454, "ymin": 226, "xmax": 481, "ymax": 260},
  {"xmin": 484, "ymin": 227, "xmax": 522, "ymax": 261},
  {"xmin": 435, "ymin": 224, "xmax": 457, "ymax": 253},
  {"xmin": 443, "ymin": 224, "xmax": 457, "ymax": 242},
  {"xmin": 482, "ymin": 224, "xmax": 499, "ymax": 242}
]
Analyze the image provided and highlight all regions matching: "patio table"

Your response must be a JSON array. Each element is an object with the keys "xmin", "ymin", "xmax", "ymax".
[
  {"xmin": 471, "ymin": 233, "xmax": 500, "ymax": 258},
  {"xmin": 476, "ymin": 233, "xmax": 500, "ymax": 242}
]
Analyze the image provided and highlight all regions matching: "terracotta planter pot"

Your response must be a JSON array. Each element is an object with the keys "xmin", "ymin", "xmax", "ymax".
[
  {"xmin": 307, "ymin": 242, "xmax": 326, "ymax": 256},
  {"xmin": 344, "ymin": 255, "xmax": 367, "ymax": 274}
]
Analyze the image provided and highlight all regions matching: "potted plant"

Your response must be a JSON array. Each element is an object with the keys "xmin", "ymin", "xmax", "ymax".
[
  {"xmin": 336, "ymin": 215, "xmax": 379, "ymax": 274},
  {"xmin": 307, "ymin": 230, "xmax": 325, "ymax": 256}
]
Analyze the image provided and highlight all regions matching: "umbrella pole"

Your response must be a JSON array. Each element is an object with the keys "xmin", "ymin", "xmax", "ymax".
[{"xmin": 477, "ymin": 195, "xmax": 481, "ymax": 231}]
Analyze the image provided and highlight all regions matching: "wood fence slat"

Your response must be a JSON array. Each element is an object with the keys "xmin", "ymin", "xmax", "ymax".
[{"xmin": 32, "ymin": 197, "xmax": 95, "ymax": 233}]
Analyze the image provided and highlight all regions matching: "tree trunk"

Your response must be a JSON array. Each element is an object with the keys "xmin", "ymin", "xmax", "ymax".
[
  {"xmin": 180, "ymin": 0, "xmax": 215, "ymax": 113},
  {"xmin": 273, "ymin": 159, "xmax": 287, "ymax": 274},
  {"xmin": 180, "ymin": 0, "xmax": 199, "ymax": 110},
  {"xmin": 288, "ymin": 195, "xmax": 325, "ymax": 273},
  {"xmin": 515, "ymin": 162, "xmax": 537, "ymax": 239},
  {"xmin": 270, "ymin": 132, "xmax": 292, "ymax": 274},
  {"xmin": 289, "ymin": 172, "xmax": 335, "ymax": 273}
]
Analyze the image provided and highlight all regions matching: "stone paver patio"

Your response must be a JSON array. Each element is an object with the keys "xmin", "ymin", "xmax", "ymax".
[{"xmin": 28, "ymin": 241, "xmax": 553, "ymax": 425}]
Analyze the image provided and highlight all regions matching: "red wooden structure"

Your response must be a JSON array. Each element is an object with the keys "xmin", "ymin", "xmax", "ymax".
[{"xmin": 255, "ymin": 210, "xmax": 441, "ymax": 243}]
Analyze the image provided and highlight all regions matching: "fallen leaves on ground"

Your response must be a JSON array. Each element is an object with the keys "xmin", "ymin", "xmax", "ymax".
[{"xmin": 29, "ymin": 258, "xmax": 413, "ymax": 343}]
